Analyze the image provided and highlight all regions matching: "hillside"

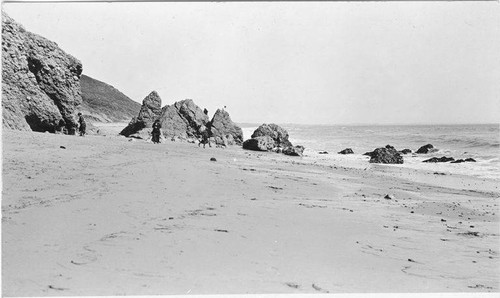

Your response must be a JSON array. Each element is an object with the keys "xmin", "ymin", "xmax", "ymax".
[{"xmin": 80, "ymin": 74, "xmax": 141, "ymax": 123}]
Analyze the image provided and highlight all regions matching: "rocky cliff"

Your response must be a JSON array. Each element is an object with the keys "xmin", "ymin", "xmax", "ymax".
[
  {"xmin": 2, "ymin": 12, "xmax": 83, "ymax": 133},
  {"xmin": 80, "ymin": 75, "xmax": 140, "ymax": 123}
]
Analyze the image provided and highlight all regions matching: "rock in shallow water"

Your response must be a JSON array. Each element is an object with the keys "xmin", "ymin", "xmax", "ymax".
[
  {"xmin": 423, "ymin": 156, "xmax": 455, "ymax": 163},
  {"xmin": 369, "ymin": 147, "xmax": 404, "ymax": 164},
  {"xmin": 416, "ymin": 144, "xmax": 435, "ymax": 154},
  {"xmin": 338, "ymin": 148, "xmax": 354, "ymax": 155}
]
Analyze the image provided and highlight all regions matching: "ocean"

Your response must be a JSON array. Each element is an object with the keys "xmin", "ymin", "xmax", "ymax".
[{"xmin": 240, "ymin": 124, "xmax": 500, "ymax": 180}]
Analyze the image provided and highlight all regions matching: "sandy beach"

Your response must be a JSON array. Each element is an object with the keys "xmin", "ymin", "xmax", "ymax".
[{"xmin": 1, "ymin": 128, "xmax": 499, "ymax": 296}]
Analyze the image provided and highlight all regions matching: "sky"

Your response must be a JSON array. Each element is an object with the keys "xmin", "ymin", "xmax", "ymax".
[{"xmin": 3, "ymin": 2, "xmax": 499, "ymax": 125}]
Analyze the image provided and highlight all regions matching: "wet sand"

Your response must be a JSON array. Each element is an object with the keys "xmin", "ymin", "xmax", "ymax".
[{"xmin": 1, "ymin": 129, "xmax": 499, "ymax": 296}]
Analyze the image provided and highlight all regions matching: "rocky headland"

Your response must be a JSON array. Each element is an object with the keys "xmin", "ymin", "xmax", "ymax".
[{"xmin": 2, "ymin": 12, "xmax": 83, "ymax": 133}]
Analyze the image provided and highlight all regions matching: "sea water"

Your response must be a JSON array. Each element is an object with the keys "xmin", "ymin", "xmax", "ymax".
[{"xmin": 240, "ymin": 124, "xmax": 500, "ymax": 180}]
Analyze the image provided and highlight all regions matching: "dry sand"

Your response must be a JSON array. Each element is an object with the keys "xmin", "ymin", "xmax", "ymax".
[{"xmin": 1, "ymin": 128, "xmax": 499, "ymax": 296}]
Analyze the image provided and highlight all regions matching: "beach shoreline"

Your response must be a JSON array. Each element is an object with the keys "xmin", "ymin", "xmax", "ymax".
[{"xmin": 1, "ymin": 129, "xmax": 499, "ymax": 295}]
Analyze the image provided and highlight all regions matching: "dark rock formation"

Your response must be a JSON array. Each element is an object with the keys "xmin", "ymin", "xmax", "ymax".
[
  {"xmin": 242, "ymin": 136, "xmax": 275, "ymax": 151},
  {"xmin": 160, "ymin": 99, "xmax": 210, "ymax": 139},
  {"xmin": 243, "ymin": 124, "xmax": 305, "ymax": 156},
  {"xmin": 338, "ymin": 148, "xmax": 354, "ymax": 155},
  {"xmin": 365, "ymin": 145, "xmax": 397, "ymax": 157},
  {"xmin": 451, "ymin": 158, "xmax": 476, "ymax": 164},
  {"xmin": 80, "ymin": 75, "xmax": 140, "ymax": 123},
  {"xmin": 210, "ymin": 109, "xmax": 243, "ymax": 146},
  {"xmin": 399, "ymin": 149, "xmax": 412, "ymax": 154},
  {"xmin": 363, "ymin": 151, "xmax": 374, "ymax": 157},
  {"xmin": 120, "ymin": 96, "xmax": 211, "ymax": 141},
  {"xmin": 2, "ymin": 12, "xmax": 83, "ymax": 133},
  {"xmin": 423, "ymin": 156, "xmax": 455, "ymax": 163},
  {"xmin": 283, "ymin": 145, "xmax": 305, "ymax": 157},
  {"xmin": 369, "ymin": 147, "xmax": 404, "ymax": 164},
  {"xmin": 251, "ymin": 124, "xmax": 293, "ymax": 148},
  {"xmin": 120, "ymin": 91, "xmax": 162, "ymax": 138},
  {"xmin": 416, "ymin": 144, "xmax": 435, "ymax": 154}
]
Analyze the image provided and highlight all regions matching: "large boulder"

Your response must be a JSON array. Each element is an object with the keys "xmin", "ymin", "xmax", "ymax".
[
  {"xmin": 210, "ymin": 109, "xmax": 243, "ymax": 145},
  {"xmin": 251, "ymin": 123, "xmax": 293, "ymax": 148},
  {"xmin": 369, "ymin": 147, "xmax": 404, "ymax": 164},
  {"xmin": 120, "ymin": 91, "xmax": 162, "ymax": 137},
  {"xmin": 416, "ymin": 144, "xmax": 436, "ymax": 154},
  {"xmin": 2, "ymin": 12, "xmax": 83, "ymax": 133},
  {"xmin": 283, "ymin": 145, "xmax": 305, "ymax": 157},
  {"xmin": 242, "ymin": 136, "xmax": 275, "ymax": 151},
  {"xmin": 160, "ymin": 99, "xmax": 210, "ymax": 139},
  {"xmin": 243, "ymin": 123, "xmax": 304, "ymax": 156}
]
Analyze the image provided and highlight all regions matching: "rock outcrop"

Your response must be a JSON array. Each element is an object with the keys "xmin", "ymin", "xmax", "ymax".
[
  {"xmin": 368, "ymin": 146, "xmax": 404, "ymax": 164},
  {"xmin": 120, "ymin": 95, "xmax": 212, "ymax": 141},
  {"xmin": 338, "ymin": 148, "xmax": 354, "ymax": 155},
  {"xmin": 120, "ymin": 91, "xmax": 162, "ymax": 138},
  {"xmin": 399, "ymin": 149, "xmax": 412, "ymax": 155},
  {"xmin": 242, "ymin": 136, "xmax": 276, "ymax": 151},
  {"xmin": 451, "ymin": 158, "xmax": 476, "ymax": 164},
  {"xmin": 283, "ymin": 145, "xmax": 305, "ymax": 157},
  {"xmin": 423, "ymin": 156, "xmax": 454, "ymax": 163},
  {"xmin": 251, "ymin": 124, "xmax": 293, "ymax": 148},
  {"xmin": 243, "ymin": 124, "xmax": 304, "ymax": 156},
  {"xmin": 160, "ymin": 99, "xmax": 210, "ymax": 140},
  {"xmin": 416, "ymin": 144, "xmax": 436, "ymax": 154},
  {"xmin": 2, "ymin": 12, "xmax": 83, "ymax": 133},
  {"xmin": 209, "ymin": 109, "xmax": 243, "ymax": 146}
]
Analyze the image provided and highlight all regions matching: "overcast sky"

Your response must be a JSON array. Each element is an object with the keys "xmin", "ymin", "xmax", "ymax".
[{"xmin": 3, "ymin": 2, "xmax": 499, "ymax": 125}]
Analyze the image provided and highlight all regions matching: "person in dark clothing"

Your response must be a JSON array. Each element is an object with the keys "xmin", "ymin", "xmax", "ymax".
[
  {"xmin": 198, "ymin": 126, "xmax": 211, "ymax": 148},
  {"xmin": 152, "ymin": 120, "xmax": 161, "ymax": 144},
  {"xmin": 78, "ymin": 113, "xmax": 86, "ymax": 136}
]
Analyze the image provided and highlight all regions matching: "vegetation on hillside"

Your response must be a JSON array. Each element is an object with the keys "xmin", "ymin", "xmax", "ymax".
[{"xmin": 80, "ymin": 75, "xmax": 141, "ymax": 123}]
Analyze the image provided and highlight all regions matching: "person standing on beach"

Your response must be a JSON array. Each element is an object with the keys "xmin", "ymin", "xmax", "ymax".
[
  {"xmin": 77, "ymin": 113, "xmax": 86, "ymax": 136},
  {"xmin": 152, "ymin": 119, "xmax": 161, "ymax": 144}
]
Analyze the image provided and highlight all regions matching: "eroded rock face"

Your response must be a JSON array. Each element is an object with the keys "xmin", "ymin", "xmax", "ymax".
[
  {"xmin": 120, "ymin": 96, "xmax": 210, "ymax": 141},
  {"xmin": 242, "ymin": 136, "xmax": 275, "ymax": 151},
  {"xmin": 243, "ymin": 124, "xmax": 304, "ymax": 156},
  {"xmin": 283, "ymin": 145, "xmax": 305, "ymax": 157},
  {"xmin": 369, "ymin": 147, "xmax": 404, "ymax": 164},
  {"xmin": 120, "ymin": 91, "xmax": 162, "ymax": 137},
  {"xmin": 251, "ymin": 124, "xmax": 293, "ymax": 148},
  {"xmin": 161, "ymin": 99, "xmax": 210, "ymax": 139},
  {"xmin": 210, "ymin": 109, "xmax": 243, "ymax": 146},
  {"xmin": 2, "ymin": 12, "xmax": 83, "ymax": 133}
]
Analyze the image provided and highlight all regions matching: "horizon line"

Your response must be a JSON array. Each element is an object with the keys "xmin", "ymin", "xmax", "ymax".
[{"xmin": 236, "ymin": 122, "xmax": 500, "ymax": 127}]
